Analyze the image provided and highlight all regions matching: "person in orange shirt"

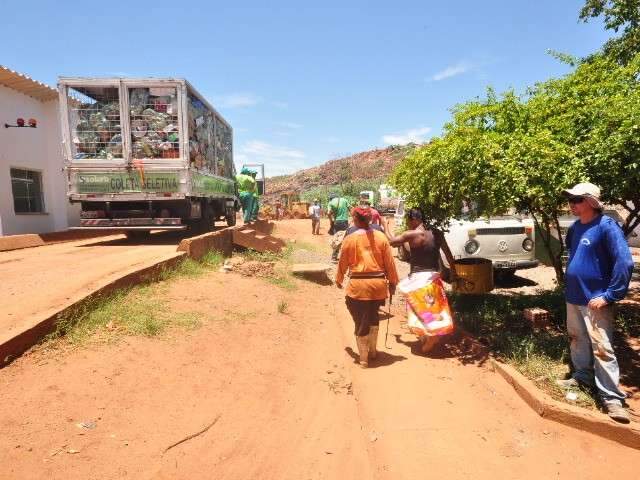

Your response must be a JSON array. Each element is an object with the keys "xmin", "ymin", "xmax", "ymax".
[{"xmin": 336, "ymin": 206, "xmax": 399, "ymax": 368}]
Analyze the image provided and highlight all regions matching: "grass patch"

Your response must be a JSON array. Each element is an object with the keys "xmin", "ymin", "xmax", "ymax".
[
  {"xmin": 449, "ymin": 287, "xmax": 600, "ymax": 407},
  {"xmin": 47, "ymin": 251, "xmax": 225, "ymax": 345},
  {"xmin": 240, "ymin": 244, "xmax": 295, "ymax": 264},
  {"xmin": 49, "ymin": 283, "xmax": 204, "ymax": 345},
  {"xmin": 160, "ymin": 251, "xmax": 223, "ymax": 280},
  {"xmin": 267, "ymin": 274, "xmax": 297, "ymax": 291},
  {"xmin": 291, "ymin": 240, "xmax": 322, "ymax": 253},
  {"xmin": 616, "ymin": 304, "xmax": 640, "ymax": 337},
  {"xmin": 277, "ymin": 300, "xmax": 289, "ymax": 314}
]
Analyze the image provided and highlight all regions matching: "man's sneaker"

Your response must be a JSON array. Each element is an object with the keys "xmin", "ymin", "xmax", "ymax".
[
  {"xmin": 555, "ymin": 377, "xmax": 579, "ymax": 389},
  {"xmin": 604, "ymin": 401, "xmax": 630, "ymax": 424}
]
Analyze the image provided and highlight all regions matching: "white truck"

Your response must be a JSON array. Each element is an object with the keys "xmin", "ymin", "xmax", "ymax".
[
  {"xmin": 377, "ymin": 184, "xmax": 401, "ymax": 213},
  {"xmin": 58, "ymin": 77, "xmax": 238, "ymax": 238}
]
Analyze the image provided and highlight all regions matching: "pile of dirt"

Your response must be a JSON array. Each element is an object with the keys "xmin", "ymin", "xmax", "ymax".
[
  {"xmin": 263, "ymin": 144, "xmax": 416, "ymax": 202},
  {"xmin": 222, "ymin": 257, "xmax": 275, "ymax": 278},
  {"xmin": 237, "ymin": 261, "xmax": 275, "ymax": 278}
]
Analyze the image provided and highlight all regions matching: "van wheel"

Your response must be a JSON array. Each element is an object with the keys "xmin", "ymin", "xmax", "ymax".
[{"xmin": 495, "ymin": 269, "xmax": 516, "ymax": 282}]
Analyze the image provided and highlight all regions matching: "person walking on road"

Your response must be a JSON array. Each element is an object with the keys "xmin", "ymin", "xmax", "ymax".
[
  {"xmin": 236, "ymin": 167, "xmax": 256, "ymax": 224},
  {"xmin": 557, "ymin": 182, "xmax": 634, "ymax": 423},
  {"xmin": 382, "ymin": 208, "xmax": 458, "ymax": 353},
  {"xmin": 336, "ymin": 207, "xmax": 399, "ymax": 368},
  {"xmin": 309, "ymin": 199, "xmax": 322, "ymax": 235},
  {"xmin": 328, "ymin": 194, "xmax": 350, "ymax": 261},
  {"xmin": 359, "ymin": 194, "xmax": 382, "ymax": 229}
]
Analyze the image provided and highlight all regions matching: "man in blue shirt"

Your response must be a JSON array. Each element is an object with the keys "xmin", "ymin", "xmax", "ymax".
[{"xmin": 558, "ymin": 182, "xmax": 634, "ymax": 423}]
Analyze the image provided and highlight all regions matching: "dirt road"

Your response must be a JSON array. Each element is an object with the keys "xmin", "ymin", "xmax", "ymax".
[
  {"xmin": 0, "ymin": 220, "xmax": 638, "ymax": 479},
  {"xmin": 0, "ymin": 231, "xmax": 184, "ymax": 340}
]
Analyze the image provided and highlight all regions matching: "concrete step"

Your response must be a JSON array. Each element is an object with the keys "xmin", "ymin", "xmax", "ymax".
[{"xmin": 232, "ymin": 227, "xmax": 284, "ymax": 253}]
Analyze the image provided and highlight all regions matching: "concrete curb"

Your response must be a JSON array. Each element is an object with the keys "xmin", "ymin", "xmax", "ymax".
[
  {"xmin": 455, "ymin": 327, "xmax": 640, "ymax": 449},
  {"xmin": 0, "ymin": 252, "xmax": 186, "ymax": 368},
  {"xmin": 490, "ymin": 359, "xmax": 640, "ymax": 450},
  {"xmin": 177, "ymin": 228, "xmax": 234, "ymax": 259}
]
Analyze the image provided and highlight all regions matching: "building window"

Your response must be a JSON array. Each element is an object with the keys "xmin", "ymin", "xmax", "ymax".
[{"xmin": 10, "ymin": 168, "xmax": 45, "ymax": 214}]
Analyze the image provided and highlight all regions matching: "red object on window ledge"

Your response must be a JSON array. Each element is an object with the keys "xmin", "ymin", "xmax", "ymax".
[
  {"xmin": 28, "ymin": 118, "xmax": 37, "ymax": 127},
  {"xmin": 16, "ymin": 118, "xmax": 25, "ymax": 127}
]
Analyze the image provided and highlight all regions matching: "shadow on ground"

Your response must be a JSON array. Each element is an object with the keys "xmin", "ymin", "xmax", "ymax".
[
  {"xmin": 393, "ymin": 331, "xmax": 489, "ymax": 366},
  {"xmin": 494, "ymin": 274, "xmax": 538, "ymax": 289},
  {"xmin": 77, "ymin": 229, "xmax": 202, "ymax": 247},
  {"xmin": 344, "ymin": 346, "xmax": 407, "ymax": 368}
]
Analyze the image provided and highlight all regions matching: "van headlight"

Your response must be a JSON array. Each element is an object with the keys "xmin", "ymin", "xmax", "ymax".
[
  {"xmin": 464, "ymin": 239, "xmax": 479, "ymax": 254},
  {"xmin": 522, "ymin": 238, "xmax": 534, "ymax": 251}
]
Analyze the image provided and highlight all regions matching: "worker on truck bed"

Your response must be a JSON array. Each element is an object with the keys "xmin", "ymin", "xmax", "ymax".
[
  {"xmin": 236, "ymin": 167, "xmax": 256, "ymax": 224},
  {"xmin": 249, "ymin": 170, "xmax": 260, "ymax": 222}
]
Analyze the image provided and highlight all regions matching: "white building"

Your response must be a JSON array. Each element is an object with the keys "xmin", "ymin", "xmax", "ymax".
[{"xmin": 0, "ymin": 66, "xmax": 78, "ymax": 236}]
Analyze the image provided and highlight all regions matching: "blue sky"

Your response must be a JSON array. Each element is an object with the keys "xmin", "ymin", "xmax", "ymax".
[{"xmin": 2, "ymin": 0, "xmax": 611, "ymax": 176}]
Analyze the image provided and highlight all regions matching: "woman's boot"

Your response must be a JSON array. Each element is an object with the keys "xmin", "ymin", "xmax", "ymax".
[
  {"xmin": 356, "ymin": 336, "xmax": 369, "ymax": 368},
  {"xmin": 368, "ymin": 326, "xmax": 379, "ymax": 360}
]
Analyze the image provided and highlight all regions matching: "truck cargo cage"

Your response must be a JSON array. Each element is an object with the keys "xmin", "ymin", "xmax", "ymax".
[
  {"xmin": 67, "ymin": 85, "xmax": 123, "ymax": 161},
  {"xmin": 129, "ymin": 86, "xmax": 181, "ymax": 160}
]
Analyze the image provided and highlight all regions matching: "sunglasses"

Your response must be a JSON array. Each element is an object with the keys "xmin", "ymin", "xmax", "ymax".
[{"xmin": 568, "ymin": 196, "xmax": 585, "ymax": 204}]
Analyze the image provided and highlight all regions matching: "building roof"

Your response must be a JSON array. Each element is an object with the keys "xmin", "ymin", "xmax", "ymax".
[{"xmin": 0, "ymin": 65, "xmax": 58, "ymax": 102}]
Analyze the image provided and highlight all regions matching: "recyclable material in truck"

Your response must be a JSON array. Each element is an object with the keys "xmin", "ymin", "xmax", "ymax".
[{"xmin": 58, "ymin": 77, "xmax": 238, "ymax": 236}]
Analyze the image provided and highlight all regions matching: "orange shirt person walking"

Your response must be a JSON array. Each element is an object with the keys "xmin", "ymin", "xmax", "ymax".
[{"xmin": 336, "ymin": 207, "xmax": 399, "ymax": 368}]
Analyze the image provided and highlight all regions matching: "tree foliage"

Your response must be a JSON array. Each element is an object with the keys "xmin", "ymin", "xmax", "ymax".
[
  {"xmin": 580, "ymin": 0, "xmax": 640, "ymax": 64},
  {"xmin": 391, "ymin": 53, "xmax": 640, "ymax": 282}
]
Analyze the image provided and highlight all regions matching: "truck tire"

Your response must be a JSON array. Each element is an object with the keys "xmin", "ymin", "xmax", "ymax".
[
  {"xmin": 125, "ymin": 230, "xmax": 151, "ymax": 241},
  {"xmin": 225, "ymin": 207, "xmax": 236, "ymax": 227}
]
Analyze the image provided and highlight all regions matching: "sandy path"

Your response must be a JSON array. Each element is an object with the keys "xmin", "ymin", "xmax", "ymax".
[{"xmin": 0, "ymin": 219, "xmax": 637, "ymax": 479}]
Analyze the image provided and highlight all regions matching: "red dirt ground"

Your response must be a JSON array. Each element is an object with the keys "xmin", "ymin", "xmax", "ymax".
[{"xmin": 0, "ymin": 219, "xmax": 638, "ymax": 479}]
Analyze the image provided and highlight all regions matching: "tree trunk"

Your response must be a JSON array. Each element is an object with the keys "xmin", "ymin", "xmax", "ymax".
[
  {"xmin": 531, "ymin": 212, "xmax": 564, "ymax": 284},
  {"xmin": 551, "ymin": 214, "xmax": 565, "ymax": 283},
  {"xmin": 622, "ymin": 201, "xmax": 640, "ymax": 238}
]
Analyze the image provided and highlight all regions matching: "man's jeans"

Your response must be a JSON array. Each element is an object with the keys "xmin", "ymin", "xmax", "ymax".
[{"xmin": 566, "ymin": 302, "xmax": 626, "ymax": 402}]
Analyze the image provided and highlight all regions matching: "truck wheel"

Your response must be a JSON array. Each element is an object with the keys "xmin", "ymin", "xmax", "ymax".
[
  {"xmin": 225, "ymin": 207, "xmax": 237, "ymax": 227},
  {"xmin": 125, "ymin": 231, "xmax": 151, "ymax": 241}
]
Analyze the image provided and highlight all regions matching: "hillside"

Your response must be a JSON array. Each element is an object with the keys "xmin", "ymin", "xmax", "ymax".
[{"xmin": 263, "ymin": 144, "xmax": 415, "ymax": 202}]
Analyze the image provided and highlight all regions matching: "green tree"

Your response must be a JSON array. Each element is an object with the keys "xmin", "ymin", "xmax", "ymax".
[
  {"xmin": 580, "ymin": 0, "xmax": 640, "ymax": 64},
  {"xmin": 391, "ymin": 53, "xmax": 640, "ymax": 282},
  {"xmin": 529, "ymin": 54, "xmax": 640, "ymax": 236},
  {"xmin": 391, "ymin": 89, "xmax": 582, "ymax": 281}
]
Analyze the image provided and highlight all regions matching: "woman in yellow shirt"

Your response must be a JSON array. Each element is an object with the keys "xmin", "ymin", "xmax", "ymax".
[{"xmin": 336, "ymin": 207, "xmax": 399, "ymax": 367}]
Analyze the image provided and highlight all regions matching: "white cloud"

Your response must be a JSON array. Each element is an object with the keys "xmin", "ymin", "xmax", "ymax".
[
  {"xmin": 382, "ymin": 127, "xmax": 431, "ymax": 146},
  {"xmin": 278, "ymin": 121, "xmax": 302, "ymax": 129},
  {"xmin": 429, "ymin": 61, "xmax": 473, "ymax": 81},
  {"xmin": 214, "ymin": 93, "xmax": 261, "ymax": 108},
  {"xmin": 239, "ymin": 140, "xmax": 308, "ymax": 176},
  {"xmin": 243, "ymin": 140, "xmax": 305, "ymax": 159}
]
